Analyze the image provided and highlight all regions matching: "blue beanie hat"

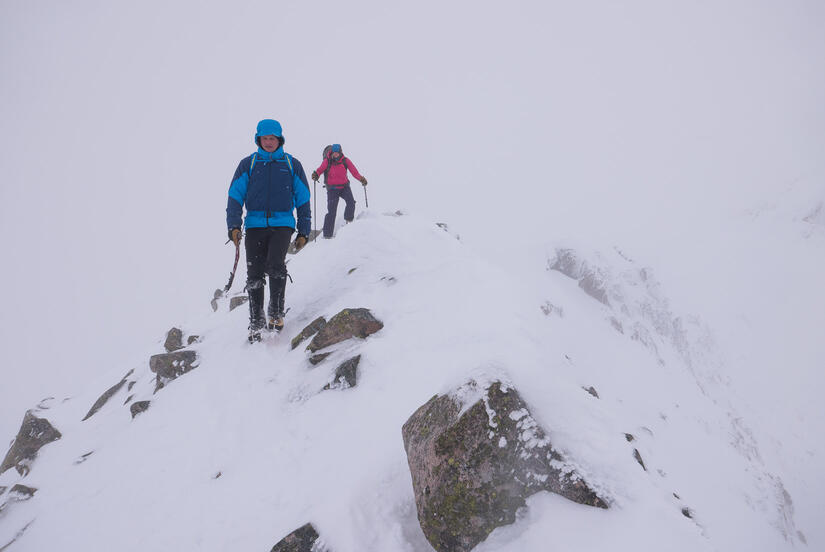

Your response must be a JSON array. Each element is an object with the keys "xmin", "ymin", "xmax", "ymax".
[
  {"xmin": 255, "ymin": 119, "xmax": 283, "ymax": 144},
  {"xmin": 331, "ymin": 144, "xmax": 342, "ymax": 153}
]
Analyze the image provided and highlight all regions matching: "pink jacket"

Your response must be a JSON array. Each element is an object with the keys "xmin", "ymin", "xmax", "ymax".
[{"xmin": 315, "ymin": 157, "xmax": 363, "ymax": 188}]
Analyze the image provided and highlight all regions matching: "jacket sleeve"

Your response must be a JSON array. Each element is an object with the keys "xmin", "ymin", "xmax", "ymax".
[
  {"xmin": 343, "ymin": 158, "xmax": 363, "ymax": 181},
  {"xmin": 226, "ymin": 157, "xmax": 250, "ymax": 229},
  {"xmin": 291, "ymin": 158, "xmax": 312, "ymax": 237},
  {"xmin": 315, "ymin": 159, "xmax": 329, "ymax": 175}
]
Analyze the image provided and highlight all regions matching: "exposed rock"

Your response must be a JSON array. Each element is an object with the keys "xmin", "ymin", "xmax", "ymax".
[
  {"xmin": 0, "ymin": 486, "xmax": 5, "ymax": 496},
  {"xmin": 309, "ymin": 353, "xmax": 331, "ymax": 366},
  {"xmin": 187, "ymin": 335, "xmax": 200, "ymax": 345},
  {"xmin": 270, "ymin": 523, "xmax": 324, "ymax": 552},
  {"xmin": 0, "ymin": 412, "xmax": 62, "ymax": 476},
  {"xmin": 130, "ymin": 401, "xmax": 151, "ymax": 418},
  {"xmin": 402, "ymin": 381, "xmax": 607, "ymax": 552},
  {"xmin": 307, "ymin": 309, "xmax": 383, "ymax": 353},
  {"xmin": 164, "ymin": 327, "xmax": 184, "ymax": 352},
  {"xmin": 210, "ymin": 288, "xmax": 223, "ymax": 312},
  {"xmin": 9, "ymin": 485, "xmax": 36, "ymax": 499},
  {"xmin": 291, "ymin": 317, "xmax": 327, "ymax": 350},
  {"xmin": 323, "ymin": 356, "xmax": 360, "ymax": 390},
  {"xmin": 682, "ymin": 507, "xmax": 693, "ymax": 518},
  {"xmin": 150, "ymin": 350, "xmax": 199, "ymax": 392},
  {"xmin": 583, "ymin": 386, "xmax": 600, "ymax": 398},
  {"xmin": 74, "ymin": 451, "xmax": 94, "ymax": 465},
  {"xmin": 229, "ymin": 295, "xmax": 248, "ymax": 312},
  {"xmin": 548, "ymin": 249, "xmax": 610, "ymax": 306},
  {"xmin": 625, "ymin": 433, "xmax": 635, "ymax": 442},
  {"xmin": 82, "ymin": 369, "xmax": 135, "ymax": 421},
  {"xmin": 633, "ymin": 448, "xmax": 647, "ymax": 471}
]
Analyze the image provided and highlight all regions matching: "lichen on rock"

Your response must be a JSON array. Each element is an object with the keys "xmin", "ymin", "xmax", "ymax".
[{"xmin": 402, "ymin": 381, "xmax": 607, "ymax": 552}]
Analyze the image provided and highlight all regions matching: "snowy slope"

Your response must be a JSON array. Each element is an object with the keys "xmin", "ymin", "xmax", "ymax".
[{"xmin": 0, "ymin": 211, "xmax": 812, "ymax": 551}]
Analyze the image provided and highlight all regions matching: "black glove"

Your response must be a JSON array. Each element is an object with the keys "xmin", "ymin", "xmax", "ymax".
[
  {"xmin": 359, "ymin": 176, "xmax": 368, "ymax": 185},
  {"xmin": 228, "ymin": 228, "xmax": 241, "ymax": 246},
  {"xmin": 311, "ymin": 171, "xmax": 319, "ymax": 181},
  {"xmin": 294, "ymin": 235, "xmax": 308, "ymax": 251}
]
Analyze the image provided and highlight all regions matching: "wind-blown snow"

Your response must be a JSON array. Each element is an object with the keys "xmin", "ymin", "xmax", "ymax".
[
  {"xmin": 1, "ymin": 1, "xmax": 824, "ymax": 550},
  {"xmin": 0, "ymin": 211, "xmax": 818, "ymax": 551}
]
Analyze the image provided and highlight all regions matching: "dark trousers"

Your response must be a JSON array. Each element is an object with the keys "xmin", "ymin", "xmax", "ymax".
[
  {"xmin": 245, "ymin": 227, "xmax": 293, "ymax": 329},
  {"xmin": 323, "ymin": 185, "xmax": 356, "ymax": 238}
]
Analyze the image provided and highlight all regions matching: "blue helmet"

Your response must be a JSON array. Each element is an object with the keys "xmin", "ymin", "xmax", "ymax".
[{"xmin": 255, "ymin": 119, "xmax": 283, "ymax": 146}]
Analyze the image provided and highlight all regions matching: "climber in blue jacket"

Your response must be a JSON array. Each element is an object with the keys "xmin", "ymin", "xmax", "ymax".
[{"xmin": 226, "ymin": 119, "xmax": 311, "ymax": 342}]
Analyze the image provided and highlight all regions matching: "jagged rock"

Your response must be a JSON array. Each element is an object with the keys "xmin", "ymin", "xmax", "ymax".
[
  {"xmin": 307, "ymin": 309, "xmax": 383, "ymax": 353},
  {"xmin": 9, "ymin": 484, "xmax": 36, "ymax": 499},
  {"xmin": 583, "ymin": 386, "xmax": 600, "ymax": 398},
  {"xmin": 291, "ymin": 317, "xmax": 327, "ymax": 350},
  {"xmin": 0, "ymin": 412, "xmax": 62, "ymax": 476},
  {"xmin": 150, "ymin": 350, "xmax": 199, "ymax": 392},
  {"xmin": 548, "ymin": 249, "xmax": 610, "ymax": 306},
  {"xmin": 633, "ymin": 448, "xmax": 647, "ymax": 471},
  {"xmin": 210, "ymin": 289, "xmax": 223, "ymax": 312},
  {"xmin": 187, "ymin": 335, "xmax": 200, "ymax": 345},
  {"xmin": 130, "ymin": 401, "xmax": 151, "ymax": 418},
  {"xmin": 402, "ymin": 381, "xmax": 607, "ymax": 552},
  {"xmin": 309, "ymin": 353, "xmax": 331, "ymax": 366},
  {"xmin": 323, "ymin": 355, "xmax": 360, "ymax": 390},
  {"xmin": 164, "ymin": 327, "xmax": 184, "ymax": 352},
  {"xmin": 82, "ymin": 369, "xmax": 135, "ymax": 421},
  {"xmin": 270, "ymin": 523, "xmax": 324, "ymax": 552},
  {"xmin": 0, "ymin": 485, "xmax": 37, "ymax": 517},
  {"xmin": 229, "ymin": 295, "xmax": 248, "ymax": 312}
]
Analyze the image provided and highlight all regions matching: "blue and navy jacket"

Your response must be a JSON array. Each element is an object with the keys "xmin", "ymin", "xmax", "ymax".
[{"xmin": 226, "ymin": 147, "xmax": 312, "ymax": 236}]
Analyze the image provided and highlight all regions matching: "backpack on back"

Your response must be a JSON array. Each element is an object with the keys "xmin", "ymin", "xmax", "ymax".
[{"xmin": 322, "ymin": 144, "xmax": 347, "ymax": 184}]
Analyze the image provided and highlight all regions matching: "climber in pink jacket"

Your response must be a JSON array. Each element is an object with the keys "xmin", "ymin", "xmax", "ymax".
[{"xmin": 311, "ymin": 144, "xmax": 368, "ymax": 238}]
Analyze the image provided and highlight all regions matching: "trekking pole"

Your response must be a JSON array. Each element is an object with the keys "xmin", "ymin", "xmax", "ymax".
[
  {"xmin": 362, "ymin": 184, "xmax": 369, "ymax": 209},
  {"xmin": 222, "ymin": 239, "xmax": 241, "ymax": 294},
  {"xmin": 313, "ymin": 180, "xmax": 318, "ymax": 240}
]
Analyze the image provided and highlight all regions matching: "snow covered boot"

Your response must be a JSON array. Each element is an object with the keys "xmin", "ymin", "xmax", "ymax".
[
  {"xmin": 267, "ymin": 275, "xmax": 287, "ymax": 332},
  {"xmin": 247, "ymin": 281, "xmax": 266, "ymax": 343}
]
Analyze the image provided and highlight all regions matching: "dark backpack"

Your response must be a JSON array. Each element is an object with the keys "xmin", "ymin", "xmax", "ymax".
[{"xmin": 322, "ymin": 145, "xmax": 348, "ymax": 184}]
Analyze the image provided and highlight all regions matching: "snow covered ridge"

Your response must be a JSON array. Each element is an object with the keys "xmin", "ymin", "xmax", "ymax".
[{"xmin": 0, "ymin": 212, "xmax": 810, "ymax": 551}]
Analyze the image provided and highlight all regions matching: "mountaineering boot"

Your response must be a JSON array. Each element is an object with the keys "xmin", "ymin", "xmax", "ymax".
[
  {"xmin": 267, "ymin": 275, "xmax": 287, "ymax": 332},
  {"xmin": 247, "ymin": 280, "xmax": 266, "ymax": 343},
  {"xmin": 267, "ymin": 316, "xmax": 285, "ymax": 332}
]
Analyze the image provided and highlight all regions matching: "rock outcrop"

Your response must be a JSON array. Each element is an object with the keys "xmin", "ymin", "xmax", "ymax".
[
  {"xmin": 163, "ymin": 327, "xmax": 184, "ymax": 352},
  {"xmin": 0, "ymin": 412, "xmax": 62, "ymax": 476},
  {"xmin": 130, "ymin": 401, "xmax": 151, "ymax": 418},
  {"xmin": 150, "ymin": 350, "xmax": 199, "ymax": 392},
  {"xmin": 306, "ymin": 309, "xmax": 383, "ymax": 353},
  {"xmin": 82, "ymin": 369, "xmax": 135, "ymax": 421},
  {"xmin": 402, "ymin": 381, "xmax": 607, "ymax": 552},
  {"xmin": 291, "ymin": 316, "xmax": 327, "ymax": 350},
  {"xmin": 323, "ymin": 355, "xmax": 360, "ymax": 390},
  {"xmin": 270, "ymin": 523, "xmax": 325, "ymax": 552}
]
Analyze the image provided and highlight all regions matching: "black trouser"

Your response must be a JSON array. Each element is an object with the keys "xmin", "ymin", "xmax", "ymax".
[
  {"xmin": 245, "ymin": 227, "xmax": 293, "ymax": 330},
  {"xmin": 323, "ymin": 184, "xmax": 356, "ymax": 238}
]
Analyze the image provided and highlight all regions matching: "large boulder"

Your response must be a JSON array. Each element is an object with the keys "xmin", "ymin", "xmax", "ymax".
[
  {"xmin": 402, "ymin": 381, "xmax": 607, "ymax": 552},
  {"xmin": 1, "ymin": 412, "xmax": 62, "ymax": 476},
  {"xmin": 270, "ymin": 523, "xmax": 326, "ymax": 552},
  {"xmin": 306, "ymin": 309, "xmax": 383, "ymax": 353},
  {"xmin": 150, "ymin": 350, "xmax": 199, "ymax": 392}
]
